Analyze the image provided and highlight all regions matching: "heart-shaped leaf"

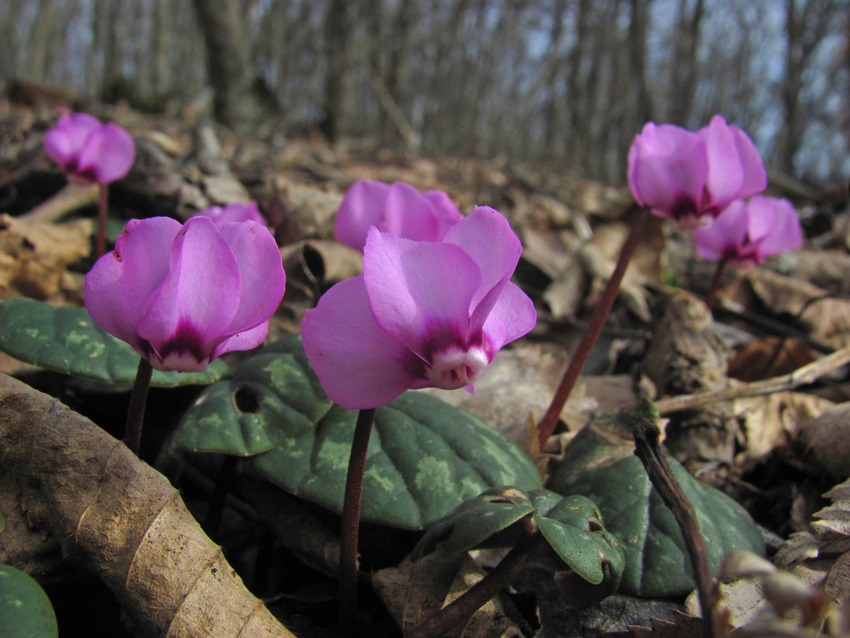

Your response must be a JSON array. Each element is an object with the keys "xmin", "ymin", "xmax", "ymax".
[
  {"xmin": 171, "ymin": 335, "xmax": 543, "ymax": 529},
  {"xmin": 172, "ymin": 336, "xmax": 333, "ymax": 455},
  {"xmin": 412, "ymin": 486, "xmax": 623, "ymax": 589},
  {"xmin": 0, "ymin": 565, "xmax": 58, "ymax": 638},
  {"xmin": 549, "ymin": 405, "xmax": 765, "ymax": 596},
  {"xmin": 0, "ymin": 298, "xmax": 227, "ymax": 387},
  {"xmin": 249, "ymin": 392, "xmax": 544, "ymax": 530}
]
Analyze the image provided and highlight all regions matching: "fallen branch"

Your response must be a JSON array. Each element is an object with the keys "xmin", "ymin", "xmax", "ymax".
[
  {"xmin": 655, "ymin": 344, "xmax": 850, "ymax": 415},
  {"xmin": 0, "ymin": 373, "xmax": 296, "ymax": 638}
]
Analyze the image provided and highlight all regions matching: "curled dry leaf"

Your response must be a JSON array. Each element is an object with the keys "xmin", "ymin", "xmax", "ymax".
[
  {"xmin": 0, "ymin": 374, "xmax": 296, "ymax": 638},
  {"xmin": 642, "ymin": 289, "xmax": 735, "ymax": 467},
  {"xmin": 731, "ymin": 392, "xmax": 835, "ymax": 472},
  {"xmin": 0, "ymin": 214, "xmax": 90, "ymax": 302},
  {"xmin": 272, "ymin": 175, "xmax": 343, "ymax": 239},
  {"xmin": 734, "ymin": 270, "xmax": 850, "ymax": 350},
  {"xmin": 728, "ymin": 337, "xmax": 818, "ymax": 383},
  {"xmin": 372, "ymin": 552, "xmax": 522, "ymax": 638},
  {"xmin": 0, "ymin": 470, "xmax": 63, "ymax": 578},
  {"xmin": 775, "ymin": 478, "xmax": 850, "ymax": 608}
]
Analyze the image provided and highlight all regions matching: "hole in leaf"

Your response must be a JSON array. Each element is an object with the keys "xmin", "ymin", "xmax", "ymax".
[
  {"xmin": 587, "ymin": 517, "xmax": 603, "ymax": 532},
  {"xmin": 233, "ymin": 386, "xmax": 260, "ymax": 413}
]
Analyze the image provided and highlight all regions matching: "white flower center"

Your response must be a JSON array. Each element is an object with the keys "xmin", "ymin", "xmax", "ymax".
[{"xmin": 426, "ymin": 345, "xmax": 489, "ymax": 390}]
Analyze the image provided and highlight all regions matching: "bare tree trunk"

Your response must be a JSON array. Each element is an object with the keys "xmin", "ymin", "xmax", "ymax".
[
  {"xmin": 383, "ymin": 0, "xmax": 417, "ymax": 145},
  {"xmin": 544, "ymin": 0, "xmax": 567, "ymax": 158},
  {"xmin": 628, "ymin": 0, "xmax": 653, "ymax": 127},
  {"xmin": 0, "ymin": 0, "xmax": 23, "ymax": 82},
  {"xmin": 319, "ymin": 0, "xmax": 354, "ymax": 141},
  {"xmin": 27, "ymin": 0, "xmax": 56, "ymax": 82},
  {"xmin": 152, "ymin": 0, "xmax": 172, "ymax": 97},
  {"xmin": 781, "ymin": 0, "xmax": 805, "ymax": 174},
  {"xmin": 668, "ymin": 0, "xmax": 704, "ymax": 126},
  {"xmin": 192, "ymin": 0, "xmax": 273, "ymax": 132}
]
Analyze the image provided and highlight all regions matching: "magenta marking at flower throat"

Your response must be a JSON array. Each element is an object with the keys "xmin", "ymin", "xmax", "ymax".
[
  {"xmin": 418, "ymin": 320, "xmax": 496, "ymax": 390},
  {"xmin": 147, "ymin": 319, "xmax": 208, "ymax": 368}
]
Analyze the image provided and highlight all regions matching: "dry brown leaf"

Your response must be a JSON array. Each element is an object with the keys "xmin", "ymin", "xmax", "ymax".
[
  {"xmin": 728, "ymin": 338, "xmax": 818, "ymax": 382},
  {"xmin": 0, "ymin": 469, "xmax": 63, "ymax": 578},
  {"xmin": 421, "ymin": 342, "xmax": 637, "ymax": 447},
  {"xmin": 643, "ymin": 289, "xmax": 735, "ymax": 466},
  {"xmin": 0, "ymin": 374, "xmax": 296, "ymax": 638},
  {"xmin": 372, "ymin": 553, "xmax": 522, "ymax": 638},
  {"xmin": 798, "ymin": 403, "xmax": 850, "ymax": 481},
  {"xmin": 732, "ymin": 392, "xmax": 835, "ymax": 471},
  {"xmin": 776, "ymin": 478, "xmax": 850, "ymax": 570},
  {"xmin": 271, "ymin": 175, "xmax": 343, "ymax": 239},
  {"xmin": 606, "ymin": 610, "xmax": 706, "ymax": 638},
  {"xmin": 825, "ymin": 552, "xmax": 850, "ymax": 605},
  {"xmin": 0, "ymin": 214, "xmax": 90, "ymax": 302},
  {"xmin": 686, "ymin": 580, "xmax": 766, "ymax": 629},
  {"xmin": 522, "ymin": 228, "xmax": 586, "ymax": 319},
  {"xmin": 786, "ymin": 249, "xmax": 850, "ymax": 298},
  {"xmin": 734, "ymin": 270, "xmax": 850, "ymax": 351}
]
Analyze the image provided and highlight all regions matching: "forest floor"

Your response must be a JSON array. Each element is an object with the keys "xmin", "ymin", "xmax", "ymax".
[{"xmin": 2, "ymin": 96, "xmax": 850, "ymax": 638}]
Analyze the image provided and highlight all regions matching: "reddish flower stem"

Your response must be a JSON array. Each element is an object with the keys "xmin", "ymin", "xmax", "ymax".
[
  {"xmin": 124, "ymin": 357, "xmax": 153, "ymax": 455},
  {"xmin": 409, "ymin": 519, "xmax": 542, "ymax": 638},
  {"xmin": 703, "ymin": 258, "xmax": 728, "ymax": 310},
  {"xmin": 338, "ymin": 406, "xmax": 377, "ymax": 635},
  {"xmin": 96, "ymin": 183, "xmax": 109, "ymax": 259},
  {"xmin": 537, "ymin": 206, "xmax": 650, "ymax": 449}
]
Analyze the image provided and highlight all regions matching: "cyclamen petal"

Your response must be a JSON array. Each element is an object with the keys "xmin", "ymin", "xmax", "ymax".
[
  {"xmin": 44, "ymin": 112, "xmax": 135, "ymax": 185},
  {"xmin": 84, "ymin": 217, "xmax": 182, "ymax": 354},
  {"xmin": 137, "ymin": 217, "xmax": 242, "ymax": 370},
  {"xmin": 301, "ymin": 276, "xmax": 425, "ymax": 408},
  {"xmin": 195, "ymin": 201, "xmax": 267, "ymax": 227},
  {"xmin": 693, "ymin": 196, "xmax": 802, "ymax": 266},
  {"xmin": 363, "ymin": 228, "xmax": 481, "ymax": 356},
  {"xmin": 85, "ymin": 216, "xmax": 285, "ymax": 372},
  {"xmin": 334, "ymin": 180, "xmax": 463, "ymax": 251},
  {"xmin": 628, "ymin": 116, "xmax": 767, "ymax": 225},
  {"xmin": 77, "ymin": 124, "xmax": 136, "ymax": 184},
  {"xmin": 302, "ymin": 207, "xmax": 536, "ymax": 409},
  {"xmin": 757, "ymin": 197, "xmax": 803, "ymax": 257},
  {"xmin": 699, "ymin": 115, "xmax": 767, "ymax": 214}
]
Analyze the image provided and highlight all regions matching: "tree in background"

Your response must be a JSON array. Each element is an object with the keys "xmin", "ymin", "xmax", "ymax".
[{"xmin": 1, "ymin": 0, "xmax": 847, "ymax": 186}]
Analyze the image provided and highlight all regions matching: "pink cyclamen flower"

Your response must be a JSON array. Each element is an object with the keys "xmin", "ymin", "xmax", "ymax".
[
  {"xmin": 303, "ymin": 206, "xmax": 537, "ymax": 409},
  {"xmin": 44, "ymin": 111, "xmax": 135, "ymax": 185},
  {"xmin": 628, "ymin": 115, "xmax": 767, "ymax": 227},
  {"xmin": 335, "ymin": 180, "xmax": 464, "ymax": 251},
  {"xmin": 693, "ymin": 195, "xmax": 803, "ymax": 266},
  {"xmin": 85, "ymin": 216, "xmax": 285, "ymax": 372},
  {"xmin": 194, "ymin": 201, "xmax": 267, "ymax": 227}
]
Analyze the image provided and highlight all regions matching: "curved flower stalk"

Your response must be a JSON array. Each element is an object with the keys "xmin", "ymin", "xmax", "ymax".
[
  {"xmin": 194, "ymin": 201, "xmax": 267, "ymax": 227},
  {"xmin": 85, "ymin": 216, "xmax": 285, "ymax": 373},
  {"xmin": 628, "ymin": 115, "xmax": 767, "ymax": 227},
  {"xmin": 538, "ymin": 112, "xmax": 766, "ymax": 450},
  {"xmin": 694, "ymin": 196, "xmax": 803, "ymax": 307},
  {"xmin": 44, "ymin": 110, "xmax": 136, "ymax": 258},
  {"xmin": 693, "ymin": 195, "xmax": 803, "ymax": 266},
  {"xmin": 335, "ymin": 180, "xmax": 464, "ymax": 251},
  {"xmin": 304, "ymin": 205, "xmax": 537, "ymax": 409}
]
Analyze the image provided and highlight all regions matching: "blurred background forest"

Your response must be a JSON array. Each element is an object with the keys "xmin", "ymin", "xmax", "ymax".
[{"xmin": 1, "ymin": 0, "xmax": 849, "ymax": 187}]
